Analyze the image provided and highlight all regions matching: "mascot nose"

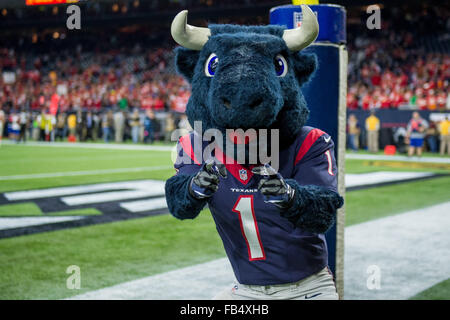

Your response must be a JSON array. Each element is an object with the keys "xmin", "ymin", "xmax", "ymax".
[
  {"xmin": 248, "ymin": 97, "xmax": 264, "ymax": 109},
  {"xmin": 221, "ymin": 98, "xmax": 232, "ymax": 109},
  {"xmin": 220, "ymin": 96, "xmax": 264, "ymax": 110}
]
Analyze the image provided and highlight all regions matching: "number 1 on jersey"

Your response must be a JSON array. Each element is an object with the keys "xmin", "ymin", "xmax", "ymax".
[{"xmin": 232, "ymin": 195, "xmax": 266, "ymax": 261}]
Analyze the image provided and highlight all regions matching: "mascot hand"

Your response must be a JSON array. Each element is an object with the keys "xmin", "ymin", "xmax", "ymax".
[
  {"xmin": 252, "ymin": 164, "xmax": 295, "ymax": 209},
  {"xmin": 189, "ymin": 159, "xmax": 227, "ymax": 199}
]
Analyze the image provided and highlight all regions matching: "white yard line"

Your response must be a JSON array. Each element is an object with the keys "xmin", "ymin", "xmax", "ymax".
[
  {"xmin": 0, "ymin": 216, "xmax": 84, "ymax": 230},
  {"xmin": 69, "ymin": 258, "xmax": 234, "ymax": 300},
  {"xmin": 346, "ymin": 153, "xmax": 450, "ymax": 164},
  {"xmin": 120, "ymin": 197, "xmax": 168, "ymax": 212},
  {"xmin": 345, "ymin": 171, "xmax": 435, "ymax": 188},
  {"xmin": 3, "ymin": 140, "xmax": 449, "ymax": 163},
  {"xmin": 0, "ymin": 166, "xmax": 173, "ymax": 181},
  {"xmin": 0, "ymin": 169, "xmax": 435, "ymax": 190},
  {"xmin": 343, "ymin": 201, "xmax": 450, "ymax": 300},
  {"xmin": 68, "ymin": 201, "xmax": 450, "ymax": 300},
  {"xmin": 4, "ymin": 180, "xmax": 156, "ymax": 201},
  {"xmin": 1, "ymin": 140, "xmax": 174, "ymax": 151},
  {"xmin": 4, "ymin": 141, "xmax": 449, "ymax": 163}
]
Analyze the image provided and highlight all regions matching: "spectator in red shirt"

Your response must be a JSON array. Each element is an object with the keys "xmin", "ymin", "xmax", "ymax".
[
  {"xmin": 347, "ymin": 92, "xmax": 358, "ymax": 110},
  {"xmin": 361, "ymin": 93, "xmax": 372, "ymax": 110}
]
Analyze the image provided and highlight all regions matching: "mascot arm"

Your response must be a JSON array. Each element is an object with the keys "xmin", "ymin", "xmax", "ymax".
[
  {"xmin": 164, "ymin": 138, "xmax": 207, "ymax": 220},
  {"xmin": 165, "ymin": 172, "xmax": 207, "ymax": 220},
  {"xmin": 283, "ymin": 141, "xmax": 343, "ymax": 233}
]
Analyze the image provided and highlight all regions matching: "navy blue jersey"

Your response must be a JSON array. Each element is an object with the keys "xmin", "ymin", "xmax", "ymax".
[{"xmin": 173, "ymin": 126, "xmax": 338, "ymax": 285}]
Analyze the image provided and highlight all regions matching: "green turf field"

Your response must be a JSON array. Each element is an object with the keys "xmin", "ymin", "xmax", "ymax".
[
  {"xmin": 0, "ymin": 144, "xmax": 174, "ymax": 192},
  {"xmin": 0, "ymin": 143, "xmax": 448, "ymax": 300},
  {"xmin": 410, "ymin": 279, "xmax": 450, "ymax": 300}
]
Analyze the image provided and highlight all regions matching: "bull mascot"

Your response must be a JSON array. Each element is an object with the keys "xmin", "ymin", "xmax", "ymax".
[{"xmin": 165, "ymin": 5, "xmax": 344, "ymax": 300}]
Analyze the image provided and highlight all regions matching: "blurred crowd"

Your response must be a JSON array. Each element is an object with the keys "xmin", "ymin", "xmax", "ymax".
[
  {"xmin": 347, "ymin": 51, "xmax": 449, "ymax": 110},
  {"xmin": 0, "ymin": 3, "xmax": 449, "ymax": 147},
  {"xmin": 347, "ymin": 4, "xmax": 450, "ymax": 111},
  {"xmin": 0, "ymin": 107, "xmax": 192, "ymax": 145},
  {"xmin": 0, "ymin": 15, "xmax": 267, "ymax": 118},
  {"xmin": 0, "ymin": 33, "xmax": 190, "ymax": 113}
]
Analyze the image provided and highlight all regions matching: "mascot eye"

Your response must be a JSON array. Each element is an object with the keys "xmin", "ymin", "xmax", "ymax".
[
  {"xmin": 274, "ymin": 54, "xmax": 288, "ymax": 77},
  {"xmin": 205, "ymin": 53, "xmax": 219, "ymax": 77}
]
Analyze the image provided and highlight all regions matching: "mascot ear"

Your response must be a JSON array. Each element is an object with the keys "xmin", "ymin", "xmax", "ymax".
[
  {"xmin": 292, "ymin": 52, "xmax": 318, "ymax": 86},
  {"xmin": 175, "ymin": 47, "xmax": 200, "ymax": 83}
]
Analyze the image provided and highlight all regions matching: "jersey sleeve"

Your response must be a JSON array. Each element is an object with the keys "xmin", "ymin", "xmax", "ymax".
[
  {"xmin": 166, "ymin": 133, "xmax": 207, "ymax": 220},
  {"xmin": 292, "ymin": 129, "xmax": 338, "ymax": 193},
  {"xmin": 173, "ymin": 133, "xmax": 202, "ymax": 176}
]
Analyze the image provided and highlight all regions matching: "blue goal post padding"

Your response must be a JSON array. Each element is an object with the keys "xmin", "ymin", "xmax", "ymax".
[{"xmin": 270, "ymin": 3, "xmax": 347, "ymax": 297}]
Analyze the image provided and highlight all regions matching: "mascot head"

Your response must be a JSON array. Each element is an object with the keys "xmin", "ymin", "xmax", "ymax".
[{"xmin": 171, "ymin": 5, "xmax": 318, "ymax": 149}]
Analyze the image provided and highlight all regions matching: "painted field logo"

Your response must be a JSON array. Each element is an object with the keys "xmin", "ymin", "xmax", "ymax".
[{"xmin": 0, "ymin": 180, "xmax": 167, "ymax": 239}]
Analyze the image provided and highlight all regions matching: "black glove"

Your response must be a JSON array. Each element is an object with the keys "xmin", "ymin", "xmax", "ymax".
[
  {"xmin": 189, "ymin": 158, "xmax": 227, "ymax": 199},
  {"xmin": 252, "ymin": 164, "xmax": 295, "ymax": 209}
]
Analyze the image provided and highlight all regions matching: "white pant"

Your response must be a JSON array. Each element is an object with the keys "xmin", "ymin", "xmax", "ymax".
[{"xmin": 213, "ymin": 267, "xmax": 338, "ymax": 300}]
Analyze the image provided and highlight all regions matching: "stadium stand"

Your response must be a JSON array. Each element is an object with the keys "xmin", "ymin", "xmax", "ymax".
[
  {"xmin": 0, "ymin": 1, "xmax": 448, "ymax": 149},
  {"xmin": 347, "ymin": 3, "xmax": 450, "ymax": 111}
]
